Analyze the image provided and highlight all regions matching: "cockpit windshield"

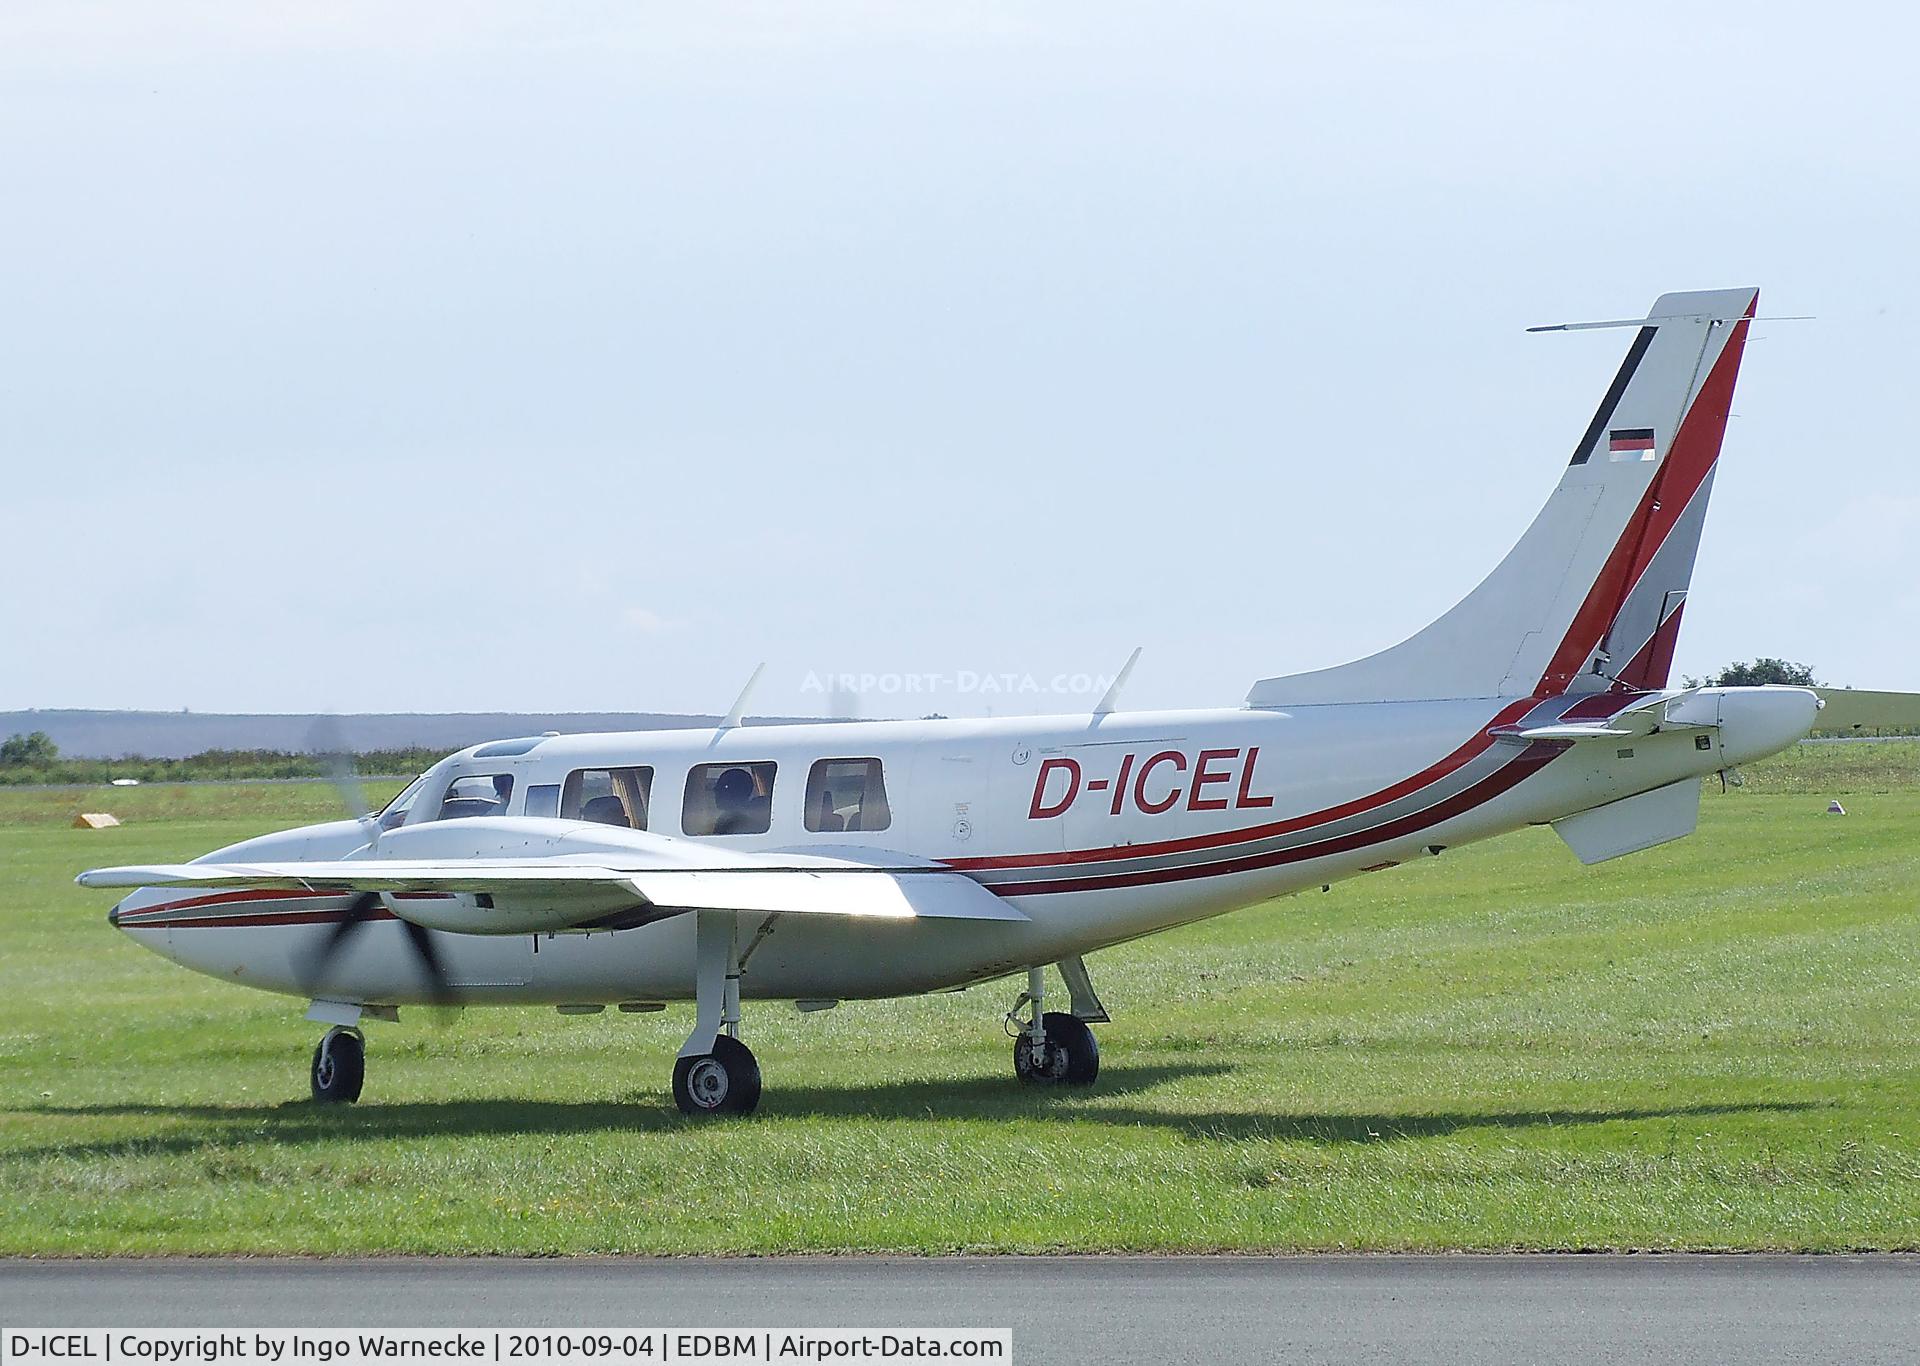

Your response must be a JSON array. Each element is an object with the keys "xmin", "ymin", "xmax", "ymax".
[{"xmin": 377, "ymin": 774, "xmax": 428, "ymax": 831}]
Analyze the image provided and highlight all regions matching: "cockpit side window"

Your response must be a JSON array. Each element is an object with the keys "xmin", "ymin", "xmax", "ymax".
[
  {"xmin": 435, "ymin": 773, "xmax": 515, "ymax": 821},
  {"xmin": 562, "ymin": 766, "xmax": 654, "ymax": 830},
  {"xmin": 682, "ymin": 762, "xmax": 776, "ymax": 836},
  {"xmin": 804, "ymin": 757, "xmax": 891, "ymax": 833},
  {"xmin": 377, "ymin": 774, "xmax": 428, "ymax": 831}
]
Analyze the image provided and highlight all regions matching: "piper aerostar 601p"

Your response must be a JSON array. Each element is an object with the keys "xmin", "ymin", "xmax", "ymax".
[{"xmin": 82, "ymin": 287, "xmax": 1826, "ymax": 1116}]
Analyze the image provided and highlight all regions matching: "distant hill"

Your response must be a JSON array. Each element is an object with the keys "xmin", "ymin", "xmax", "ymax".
[{"xmin": 0, "ymin": 709, "xmax": 832, "ymax": 760}]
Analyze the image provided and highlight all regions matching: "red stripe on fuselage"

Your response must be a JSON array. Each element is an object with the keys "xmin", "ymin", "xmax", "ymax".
[
  {"xmin": 988, "ymin": 740, "xmax": 1567, "ymax": 896},
  {"xmin": 158, "ymin": 909, "xmax": 400, "ymax": 930},
  {"xmin": 945, "ymin": 697, "xmax": 1536, "ymax": 873},
  {"xmin": 118, "ymin": 887, "xmax": 454, "ymax": 925},
  {"xmin": 116, "ymin": 888, "xmax": 352, "ymax": 921}
]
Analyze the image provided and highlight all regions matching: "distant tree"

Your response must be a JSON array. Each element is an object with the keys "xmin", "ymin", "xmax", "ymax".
[
  {"xmin": 1684, "ymin": 658, "xmax": 1821, "ymax": 688},
  {"xmin": 0, "ymin": 731, "xmax": 59, "ymax": 766}
]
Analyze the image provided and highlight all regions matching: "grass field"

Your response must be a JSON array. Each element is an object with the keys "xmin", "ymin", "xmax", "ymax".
[{"xmin": 2, "ymin": 746, "xmax": 1918, "ymax": 1255}]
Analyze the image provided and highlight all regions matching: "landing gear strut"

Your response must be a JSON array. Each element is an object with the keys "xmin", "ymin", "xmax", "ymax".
[
  {"xmin": 675, "ymin": 910, "xmax": 763, "ymax": 1116},
  {"xmin": 1007, "ymin": 966, "xmax": 1099, "ymax": 1085},
  {"xmin": 310, "ymin": 1026, "xmax": 365, "ymax": 1104}
]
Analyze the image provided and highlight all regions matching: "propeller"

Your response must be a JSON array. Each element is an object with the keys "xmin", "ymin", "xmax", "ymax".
[
  {"xmin": 305, "ymin": 716, "xmax": 380, "ymax": 847},
  {"xmin": 298, "ymin": 890, "xmax": 458, "ymax": 1008},
  {"xmin": 297, "ymin": 718, "xmax": 458, "ymax": 1011}
]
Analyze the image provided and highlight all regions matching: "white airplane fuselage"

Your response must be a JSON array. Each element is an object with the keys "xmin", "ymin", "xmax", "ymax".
[{"xmin": 109, "ymin": 685, "xmax": 1815, "ymax": 1007}]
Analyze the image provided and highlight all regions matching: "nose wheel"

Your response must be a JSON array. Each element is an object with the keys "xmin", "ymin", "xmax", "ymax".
[{"xmin": 310, "ymin": 1026, "xmax": 365, "ymax": 1104}]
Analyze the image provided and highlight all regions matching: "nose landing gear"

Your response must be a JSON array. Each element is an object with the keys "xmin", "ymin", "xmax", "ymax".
[{"xmin": 310, "ymin": 1026, "xmax": 365, "ymax": 1104}]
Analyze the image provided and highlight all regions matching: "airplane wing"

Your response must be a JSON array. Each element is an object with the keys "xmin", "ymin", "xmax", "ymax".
[{"xmin": 78, "ymin": 850, "xmax": 1026, "ymax": 933}]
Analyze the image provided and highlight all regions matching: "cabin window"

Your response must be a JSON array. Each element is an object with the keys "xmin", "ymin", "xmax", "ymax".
[
  {"xmin": 682, "ymin": 762, "xmax": 776, "ymax": 836},
  {"xmin": 524, "ymin": 783, "xmax": 561, "ymax": 818},
  {"xmin": 563, "ymin": 766, "xmax": 654, "ymax": 830},
  {"xmin": 804, "ymin": 757, "xmax": 891, "ymax": 833},
  {"xmin": 436, "ymin": 773, "xmax": 515, "ymax": 821}
]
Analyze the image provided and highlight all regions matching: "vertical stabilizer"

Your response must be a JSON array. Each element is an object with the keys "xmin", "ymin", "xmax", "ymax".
[{"xmin": 1249, "ymin": 288, "xmax": 1757, "ymax": 707}]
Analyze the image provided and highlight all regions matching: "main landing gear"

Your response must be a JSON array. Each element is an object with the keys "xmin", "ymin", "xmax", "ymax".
[
  {"xmin": 674, "ymin": 910, "xmax": 764, "ymax": 1117},
  {"xmin": 1006, "ymin": 958, "xmax": 1105, "ymax": 1086},
  {"xmin": 672, "ymin": 1035, "xmax": 762, "ymax": 1116},
  {"xmin": 299, "ymin": 934, "xmax": 1106, "ymax": 1113},
  {"xmin": 310, "ymin": 1026, "xmax": 365, "ymax": 1104}
]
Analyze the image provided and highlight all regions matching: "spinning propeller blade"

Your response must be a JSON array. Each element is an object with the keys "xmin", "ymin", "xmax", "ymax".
[
  {"xmin": 297, "ymin": 893, "xmax": 459, "ymax": 1009},
  {"xmin": 305, "ymin": 716, "xmax": 378, "ymax": 838}
]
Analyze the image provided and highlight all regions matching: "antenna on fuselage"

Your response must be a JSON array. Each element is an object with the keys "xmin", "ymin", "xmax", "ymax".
[
  {"xmin": 718, "ymin": 662, "xmax": 767, "ymax": 731},
  {"xmin": 1092, "ymin": 647, "xmax": 1143, "ymax": 717}
]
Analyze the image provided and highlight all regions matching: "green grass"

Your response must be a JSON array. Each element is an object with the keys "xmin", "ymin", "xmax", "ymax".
[{"xmin": 2, "ymin": 748, "xmax": 1918, "ymax": 1254}]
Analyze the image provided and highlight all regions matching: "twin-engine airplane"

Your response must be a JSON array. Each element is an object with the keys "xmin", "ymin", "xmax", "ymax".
[{"xmin": 82, "ymin": 288, "xmax": 1831, "ymax": 1115}]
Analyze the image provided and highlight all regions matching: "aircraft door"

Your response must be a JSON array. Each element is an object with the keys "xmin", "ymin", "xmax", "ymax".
[{"xmin": 997, "ymin": 738, "xmax": 1066, "ymax": 855}]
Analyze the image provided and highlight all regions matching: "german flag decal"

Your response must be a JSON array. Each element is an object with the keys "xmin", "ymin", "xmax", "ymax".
[{"xmin": 1608, "ymin": 427, "xmax": 1656, "ymax": 460}]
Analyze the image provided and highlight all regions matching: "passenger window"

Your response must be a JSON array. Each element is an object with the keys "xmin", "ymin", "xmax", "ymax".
[
  {"xmin": 805, "ymin": 757, "xmax": 891, "ymax": 833},
  {"xmin": 524, "ymin": 783, "xmax": 561, "ymax": 818},
  {"xmin": 436, "ymin": 773, "xmax": 515, "ymax": 821},
  {"xmin": 683, "ymin": 762, "xmax": 776, "ymax": 836},
  {"xmin": 562, "ymin": 766, "xmax": 654, "ymax": 830}
]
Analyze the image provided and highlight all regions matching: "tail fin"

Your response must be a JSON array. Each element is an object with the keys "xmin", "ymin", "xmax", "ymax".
[{"xmin": 1249, "ymin": 287, "xmax": 1758, "ymax": 707}]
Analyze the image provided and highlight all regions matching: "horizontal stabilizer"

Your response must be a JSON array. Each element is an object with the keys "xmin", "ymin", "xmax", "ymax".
[{"xmin": 1491, "ymin": 690, "xmax": 1715, "ymax": 744}]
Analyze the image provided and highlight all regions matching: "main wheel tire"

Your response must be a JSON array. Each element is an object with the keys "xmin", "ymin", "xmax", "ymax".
[
  {"xmin": 310, "ymin": 1028, "xmax": 365, "ymax": 1105},
  {"xmin": 1012, "ymin": 1011, "xmax": 1099, "ymax": 1086},
  {"xmin": 672, "ymin": 1034, "xmax": 762, "ymax": 1117}
]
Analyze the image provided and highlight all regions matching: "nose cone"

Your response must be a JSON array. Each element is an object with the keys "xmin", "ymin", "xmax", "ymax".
[
  {"xmin": 1717, "ymin": 686, "xmax": 1820, "ymax": 765},
  {"xmin": 107, "ymin": 901, "xmax": 122, "ymax": 928}
]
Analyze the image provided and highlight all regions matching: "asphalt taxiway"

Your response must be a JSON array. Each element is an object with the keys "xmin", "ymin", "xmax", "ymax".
[{"xmin": 3, "ymin": 1256, "xmax": 1913, "ymax": 1365}]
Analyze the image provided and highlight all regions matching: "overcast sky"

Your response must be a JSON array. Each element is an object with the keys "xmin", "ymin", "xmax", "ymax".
[{"xmin": 4, "ymin": 1, "xmax": 1915, "ymax": 720}]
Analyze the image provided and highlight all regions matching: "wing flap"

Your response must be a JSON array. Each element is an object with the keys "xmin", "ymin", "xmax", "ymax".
[{"xmin": 624, "ymin": 869, "xmax": 1025, "ymax": 921}]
